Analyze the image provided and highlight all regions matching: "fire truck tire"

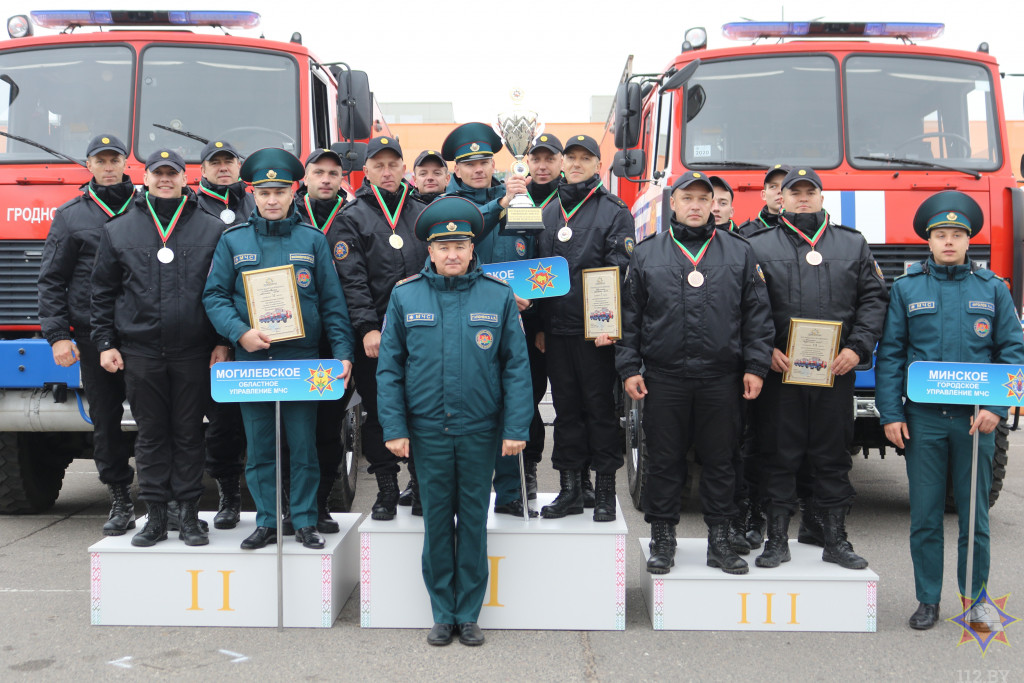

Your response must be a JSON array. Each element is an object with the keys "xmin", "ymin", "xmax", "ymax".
[
  {"xmin": 0, "ymin": 432, "xmax": 73, "ymax": 514},
  {"xmin": 944, "ymin": 415, "xmax": 1010, "ymax": 512},
  {"xmin": 623, "ymin": 393, "xmax": 647, "ymax": 511},
  {"xmin": 328, "ymin": 402, "xmax": 362, "ymax": 512}
]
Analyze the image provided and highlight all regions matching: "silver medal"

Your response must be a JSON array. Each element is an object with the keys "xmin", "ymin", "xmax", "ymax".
[
  {"xmin": 389, "ymin": 233, "xmax": 404, "ymax": 249},
  {"xmin": 220, "ymin": 208, "xmax": 236, "ymax": 224},
  {"xmin": 157, "ymin": 247, "xmax": 174, "ymax": 264},
  {"xmin": 805, "ymin": 250, "xmax": 822, "ymax": 266},
  {"xmin": 687, "ymin": 270, "xmax": 704, "ymax": 287},
  {"xmin": 557, "ymin": 226, "xmax": 573, "ymax": 242}
]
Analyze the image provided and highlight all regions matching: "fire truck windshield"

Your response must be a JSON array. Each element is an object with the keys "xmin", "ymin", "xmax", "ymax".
[
  {"xmin": 846, "ymin": 55, "xmax": 999, "ymax": 171},
  {"xmin": 0, "ymin": 45, "xmax": 132, "ymax": 163},
  {"xmin": 137, "ymin": 45, "xmax": 299, "ymax": 162}
]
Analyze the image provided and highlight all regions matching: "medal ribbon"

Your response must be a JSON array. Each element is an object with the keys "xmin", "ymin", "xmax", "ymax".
[
  {"xmin": 144, "ymin": 192, "xmax": 187, "ymax": 246},
  {"xmin": 304, "ymin": 195, "xmax": 343, "ymax": 233},
  {"xmin": 558, "ymin": 181, "xmax": 603, "ymax": 224},
  {"xmin": 758, "ymin": 214, "xmax": 772, "ymax": 229},
  {"xmin": 198, "ymin": 183, "xmax": 229, "ymax": 206},
  {"xmin": 371, "ymin": 182, "xmax": 409, "ymax": 233},
  {"xmin": 780, "ymin": 211, "xmax": 830, "ymax": 250},
  {"xmin": 670, "ymin": 225, "xmax": 716, "ymax": 269},
  {"xmin": 88, "ymin": 186, "xmax": 132, "ymax": 218},
  {"xmin": 535, "ymin": 189, "xmax": 557, "ymax": 209},
  {"xmin": 727, "ymin": 219, "xmax": 737, "ymax": 232}
]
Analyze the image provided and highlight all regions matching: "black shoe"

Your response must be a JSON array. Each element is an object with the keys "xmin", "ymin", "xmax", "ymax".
[
  {"xmin": 580, "ymin": 468, "xmax": 596, "ymax": 508},
  {"xmin": 371, "ymin": 472, "xmax": 400, "ymax": 521},
  {"xmin": 494, "ymin": 498, "xmax": 538, "ymax": 518},
  {"xmin": 707, "ymin": 522, "xmax": 749, "ymax": 575},
  {"xmin": 213, "ymin": 476, "xmax": 241, "ymax": 530},
  {"xmin": 745, "ymin": 497, "xmax": 767, "ymax": 549},
  {"xmin": 646, "ymin": 520, "xmax": 677, "ymax": 574},
  {"xmin": 295, "ymin": 526, "xmax": 325, "ymax": 549},
  {"xmin": 103, "ymin": 483, "xmax": 136, "ymax": 536},
  {"xmin": 797, "ymin": 498, "xmax": 825, "ymax": 547},
  {"xmin": 316, "ymin": 479, "xmax": 340, "ymax": 534},
  {"xmin": 177, "ymin": 498, "xmax": 209, "ymax": 546},
  {"xmin": 458, "ymin": 622, "xmax": 485, "ymax": 646},
  {"xmin": 593, "ymin": 472, "xmax": 616, "ymax": 522},
  {"xmin": 426, "ymin": 622, "xmax": 455, "ymax": 646},
  {"xmin": 541, "ymin": 469, "xmax": 584, "ymax": 519},
  {"xmin": 909, "ymin": 602, "xmax": 940, "ymax": 630},
  {"xmin": 411, "ymin": 483, "xmax": 423, "ymax": 517},
  {"xmin": 240, "ymin": 526, "xmax": 277, "ymax": 550},
  {"xmin": 131, "ymin": 502, "xmax": 168, "ymax": 547},
  {"xmin": 821, "ymin": 507, "xmax": 869, "ymax": 570},
  {"xmin": 755, "ymin": 510, "xmax": 792, "ymax": 568},
  {"xmin": 398, "ymin": 479, "xmax": 414, "ymax": 507},
  {"xmin": 727, "ymin": 515, "xmax": 752, "ymax": 555},
  {"xmin": 524, "ymin": 460, "xmax": 538, "ymax": 501},
  {"xmin": 166, "ymin": 500, "xmax": 209, "ymax": 533}
]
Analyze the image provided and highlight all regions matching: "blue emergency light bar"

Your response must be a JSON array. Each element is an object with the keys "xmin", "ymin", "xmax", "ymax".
[
  {"xmin": 29, "ymin": 10, "xmax": 260, "ymax": 30},
  {"xmin": 722, "ymin": 21, "xmax": 944, "ymax": 41}
]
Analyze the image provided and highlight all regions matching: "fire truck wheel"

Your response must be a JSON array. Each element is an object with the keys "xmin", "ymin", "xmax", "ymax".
[
  {"xmin": 328, "ymin": 402, "xmax": 362, "ymax": 512},
  {"xmin": 944, "ymin": 414, "xmax": 1010, "ymax": 512},
  {"xmin": 0, "ymin": 432, "xmax": 74, "ymax": 514},
  {"xmin": 623, "ymin": 392, "xmax": 647, "ymax": 511}
]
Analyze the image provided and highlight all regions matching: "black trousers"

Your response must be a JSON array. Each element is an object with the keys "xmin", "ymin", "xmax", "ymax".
[
  {"xmin": 523, "ymin": 318, "xmax": 547, "ymax": 464},
  {"xmin": 124, "ymin": 353, "xmax": 208, "ymax": 503},
  {"xmin": 77, "ymin": 335, "xmax": 132, "ymax": 486},
  {"xmin": 546, "ymin": 334, "xmax": 621, "ymax": 474},
  {"xmin": 314, "ymin": 385, "xmax": 353, "ymax": 486},
  {"xmin": 354, "ymin": 344, "xmax": 401, "ymax": 476},
  {"xmin": 755, "ymin": 371, "xmax": 856, "ymax": 513},
  {"xmin": 204, "ymin": 397, "xmax": 245, "ymax": 480},
  {"xmin": 642, "ymin": 373, "xmax": 742, "ymax": 526}
]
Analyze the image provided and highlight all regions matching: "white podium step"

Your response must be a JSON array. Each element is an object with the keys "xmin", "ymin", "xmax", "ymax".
[
  {"xmin": 88, "ymin": 512, "xmax": 361, "ymax": 628},
  {"xmin": 640, "ymin": 538, "xmax": 878, "ymax": 632},
  {"xmin": 359, "ymin": 492, "xmax": 627, "ymax": 630}
]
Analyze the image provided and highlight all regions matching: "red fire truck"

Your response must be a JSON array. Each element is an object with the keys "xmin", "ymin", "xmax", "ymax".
[
  {"xmin": 602, "ymin": 22, "xmax": 1024, "ymax": 509},
  {"xmin": 0, "ymin": 10, "xmax": 382, "ymax": 513}
]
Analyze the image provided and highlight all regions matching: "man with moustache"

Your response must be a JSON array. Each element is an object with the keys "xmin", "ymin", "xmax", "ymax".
[
  {"xmin": 329, "ymin": 136, "xmax": 427, "ymax": 520},
  {"xmin": 91, "ymin": 149, "xmax": 228, "ymax": 548},
  {"xmin": 411, "ymin": 149, "xmax": 449, "ymax": 205},
  {"xmin": 38, "ymin": 134, "xmax": 137, "ymax": 536},
  {"xmin": 747, "ymin": 167, "xmax": 888, "ymax": 570}
]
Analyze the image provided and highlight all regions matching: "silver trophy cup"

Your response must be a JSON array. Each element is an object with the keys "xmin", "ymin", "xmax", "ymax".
[{"xmin": 495, "ymin": 89, "xmax": 546, "ymax": 234}]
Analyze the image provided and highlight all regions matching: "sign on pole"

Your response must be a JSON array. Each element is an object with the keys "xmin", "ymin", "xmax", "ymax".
[
  {"xmin": 906, "ymin": 361, "xmax": 1024, "ymax": 407},
  {"xmin": 481, "ymin": 256, "xmax": 570, "ymax": 299},
  {"xmin": 211, "ymin": 359, "xmax": 348, "ymax": 403}
]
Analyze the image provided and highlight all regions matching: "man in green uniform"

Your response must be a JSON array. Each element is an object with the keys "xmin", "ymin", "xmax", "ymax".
[
  {"xmin": 377, "ymin": 196, "xmax": 532, "ymax": 647},
  {"xmin": 876, "ymin": 191, "xmax": 1024, "ymax": 631},
  {"xmin": 203, "ymin": 148, "xmax": 354, "ymax": 551}
]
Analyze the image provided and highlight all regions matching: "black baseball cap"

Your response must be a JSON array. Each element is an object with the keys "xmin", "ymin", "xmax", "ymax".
[
  {"xmin": 305, "ymin": 148, "xmax": 343, "ymax": 167},
  {"xmin": 366, "ymin": 136, "xmax": 403, "ymax": 160},
  {"xmin": 86, "ymin": 134, "xmax": 127, "ymax": 157},
  {"xmin": 528, "ymin": 134, "xmax": 563, "ymax": 155},
  {"xmin": 413, "ymin": 149, "xmax": 446, "ymax": 168},
  {"xmin": 764, "ymin": 164, "xmax": 791, "ymax": 185},
  {"xmin": 200, "ymin": 139, "xmax": 241, "ymax": 163},
  {"xmin": 145, "ymin": 149, "xmax": 186, "ymax": 173},
  {"xmin": 670, "ymin": 171, "xmax": 714, "ymax": 194},
  {"xmin": 781, "ymin": 167, "xmax": 822, "ymax": 190},
  {"xmin": 563, "ymin": 134, "xmax": 600, "ymax": 158},
  {"xmin": 708, "ymin": 175, "xmax": 733, "ymax": 198}
]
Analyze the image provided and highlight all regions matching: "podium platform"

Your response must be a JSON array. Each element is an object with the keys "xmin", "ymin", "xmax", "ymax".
[
  {"xmin": 359, "ymin": 493, "xmax": 627, "ymax": 630},
  {"xmin": 89, "ymin": 512, "xmax": 361, "ymax": 628},
  {"xmin": 640, "ymin": 538, "xmax": 878, "ymax": 631}
]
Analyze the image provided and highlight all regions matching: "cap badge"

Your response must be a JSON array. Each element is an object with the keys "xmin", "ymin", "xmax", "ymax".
[
  {"xmin": 577, "ymin": 136, "xmax": 585, "ymax": 141},
  {"xmin": 101, "ymin": 137, "xmax": 110, "ymax": 144},
  {"xmin": 774, "ymin": 163, "xmax": 782, "ymax": 168},
  {"xmin": 692, "ymin": 172, "xmax": 701, "ymax": 178},
  {"xmin": 215, "ymin": 141, "xmax": 224, "ymax": 148},
  {"xmin": 470, "ymin": 142, "xmax": 480, "ymax": 152},
  {"xmin": 428, "ymin": 150, "xmax": 435, "ymax": 155},
  {"xmin": 381, "ymin": 138, "xmax": 389, "ymax": 144},
  {"xmin": 947, "ymin": 212, "xmax": 958, "ymax": 221},
  {"xmin": 160, "ymin": 151, "xmax": 169, "ymax": 158},
  {"xmin": 446, "ymin": 222, "xmax": 458, "ymax": 232},
  {"xmin": 540, "ymin": 136, "xmax": 548, "ymax": 142},
  {"xmin": 798, "ymin": 169, "xmax": 807, "ymax": 176},
  {"xmin": 267, "ymin": 169, "xmax": 278, "ymax": 179}
]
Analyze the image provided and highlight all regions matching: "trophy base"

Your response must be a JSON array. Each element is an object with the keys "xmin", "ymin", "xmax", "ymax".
[{"xmin": 501, "ymin": 205, "xmax": 546, "ymax": 236}]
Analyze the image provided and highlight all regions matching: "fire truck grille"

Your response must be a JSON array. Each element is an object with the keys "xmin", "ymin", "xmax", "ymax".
[
  {"xmin": 0, "ymin": 239, "xmax": 45, "ymax": 326},
  {"xmin": 868, "ymin": 243, "xmax": 991, "ymax": 290}
]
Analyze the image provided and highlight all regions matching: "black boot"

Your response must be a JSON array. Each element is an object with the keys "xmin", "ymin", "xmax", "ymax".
[
  {"xmin": 213, "ymin": 476, "xmax": 241, "ymax": 530},
  {"xmin": 727, "ymin": 505, "xmax": 751, "ymax": 555},
  {"xmin": 398, "ymin": 480, "xmax": 414, "ymax": 506},
  {"xmin": 317, "ymin": 478, "xmax": 340, "ymax": 534},
  {"xmin": 646, "ymin": 520, "xmax": 676, "ymax": 574},
  {"xmin": 797, "ymin": 498, "xmax": 825, "ymax": 547},
  {"xmin": 103, "ymin": 483, "xmax": 136, "ymax": 536},
  {"xmin": 177, "ymin": 498, "xmax": 209, "ymax": 546},
  {"xmin": 755, "ymin": 510, "xmax": 792, "ymax": 568},
  {"xmin": 580, "ymin": 468, "xmax": 596, "ymax": 508},
  {"xmin": 131, "ymin": 502, "xmax": 168, "ymax": 547},
  {"xmin": 593, "ymin": 472, "xmax": 616, "ymax": 522},
  {"xmin": 410, "ymin": 475, "xmax": 423, "ymax": 517},
  {"xmin": 371, "ymin": 471, "xmax": 399, "ymax": 521},
  {"xmin": 541, "ymin": 469, "xmax": 583, "ymax": 518},
  {"xmin": 745, "ymin": 497, "xmax": 767, "ymax": 549},
  {"xmin": 166, "ymin": 500, "xmax": 209, "ymax": 533},
  {"xmin": 524, "ymin": 461, "xmax": 538, "ymax": 501},
  {"xmin": 708, "ymin": 522, "xmax": 750, "ymax": 574},
  {"xmin": 821, "ymin": 506, "xmax": 869, "ymax": 569}
]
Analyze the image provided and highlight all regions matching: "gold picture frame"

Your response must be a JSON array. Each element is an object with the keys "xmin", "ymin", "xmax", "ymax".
[
  {"xmin": 783, "ymin": 318, "xmax": 843, "ymax": 387},
  {"xmin": 582, "ymin": 266, "xmax": 622, "ymax": 340},
  {"xmin": 241, "ymin": 264, "xmax": 305, "ymax": 343}
]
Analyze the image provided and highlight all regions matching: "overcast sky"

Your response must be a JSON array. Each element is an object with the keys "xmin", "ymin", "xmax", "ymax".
[{"xmin": 15, "ymin": 0, "xmax": 1024, "ymax": 121}]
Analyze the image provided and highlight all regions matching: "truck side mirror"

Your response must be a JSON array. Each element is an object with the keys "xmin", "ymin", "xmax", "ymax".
[
  {"xmin": 612, "ymin": 149, "xmax": 645, "ymax": 178},
  {"xmin": 332, "ymin": 67, "xmax": 372, "ymax": 141},
  {"xmin": 686, "ymin": 84, "xmax": 706, "ymax": 123},
  {"xmin": 331, "ymin": 141, "xmax": 367, "ymax": 173},
  {"xmin": 614, "ymin": 82, "xmax": 642, "ymax": 149}
]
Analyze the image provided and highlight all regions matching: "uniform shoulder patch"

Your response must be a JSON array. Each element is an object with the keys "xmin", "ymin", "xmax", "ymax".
[
  {"xmin": 624, "ymin": 237, "xmax": 635, "ymax": 254},
  {"xmin": 395, "ymin": 273, "xmax": 422, "ymax": 287},
  {"xmin": 755, "ymin": 263, "xmax": 766, "ymax": 283},
  {"xmin": 333, "ymin": 241, "xmax": 349, "ymax": 261},
  {"xmin": 873, "ymin": 259, "xmax": 885, "ymax": 281}
]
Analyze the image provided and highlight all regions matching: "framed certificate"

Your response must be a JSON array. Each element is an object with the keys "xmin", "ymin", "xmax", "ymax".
[
  {"xmin": 582, "ymin": 266, "xmax": 622, "ymax": 340},
  {"xmin": 783, "ymin": 318, "xmax": 843, "ymax": 387},
  {"xmin": 242, "ymin": 265, "xmax": 305, "ymax": 343}
]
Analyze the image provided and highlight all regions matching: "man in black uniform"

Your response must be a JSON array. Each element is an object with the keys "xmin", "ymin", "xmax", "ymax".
[
  {"xmin": 737, "ymin": 164, "xmax": 788, "ymax": 237},
  {"xmin": 747, "ymin": 167, "xmax": 888, "ymax": 570},
  {"xmin": 708, "ymin": 176, "xmax": 738, "ymax": 232},
  {"xmin": 618, "ymin": 172, "xmax": 774, "ymax": 574},
  {"xmin": 38, "ymin": 134, "xmax": 136, "ymax": 535},
  {"xmin": 411, "ymin": 149, "xmax": 449, "ymax": 205},
  {"xmin": 536, "ymin": 134, "xmax": 633, "ymax": 521},
  {"xmin": 195, "ymin": 138, "xmax": 253, "ymax": 530},
  {"xmin": 329, "ymin": 136, "xmax": 427, "ymax": 520},
  {"xmin": 91, "ymin": 149, "xmax": 228, "ymax": 548}
]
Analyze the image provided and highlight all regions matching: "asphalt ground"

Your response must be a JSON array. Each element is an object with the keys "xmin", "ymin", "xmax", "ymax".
[{"xmin": 1, "ymin": 408, "xmax": 1022, "ymax": 681}]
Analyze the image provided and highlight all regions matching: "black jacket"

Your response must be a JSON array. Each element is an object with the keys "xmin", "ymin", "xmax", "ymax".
[
  {"xmin": 196, "ymin": 177, "xmax": 255, "ymax": 228},
  {"xmin": 294, "ymin": 185, "xmax": 346, "ymax": 233},
  {"xmin": 616, "ymin": 218, "xmax": 774, "ymax": 380},
  {"xmin": 537, "ymin": 176, "xmax": 634, "ymax": 336},
  {"xmin": 38, "ymin": 177, "xmax": 136, "ymax": 343},
  {"xmin": 527, "ymin": 178, "xmax": 559, "ymax": 208},
  {"xmin": 327, "ymin": 181, "xmax": 427, "ymax": 339},
  {"xmin": 736, "ymin": 205, "xmax": 780, "ymax": 237},
  {"xmin": 90, "ymin": 189, "xmax": 224, "ymax": 359},
  {"xmin": 746, "ymin": 211, "xmax": 889, "ymax": 363}
]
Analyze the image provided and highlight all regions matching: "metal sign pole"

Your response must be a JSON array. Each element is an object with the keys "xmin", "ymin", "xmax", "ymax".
[
  {"xmin": 518, "ymin": 450, "xmax": 529, "ymax": 522},
  {"xmin": 964, "ymin": 404, "xmax": 981, "ymax": 615},
  {"xmin": 275, "ymin": 400, "xmax": 284, "ymax": 630}
]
